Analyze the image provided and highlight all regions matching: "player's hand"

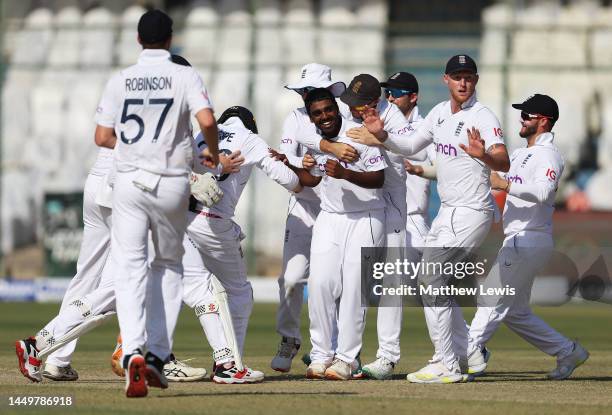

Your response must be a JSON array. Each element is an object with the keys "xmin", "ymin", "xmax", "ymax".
[
  {"xmin": 269, "ymin": 148, "xmax": 288, "ymax": 164},
  {"xmin": 190, "ymin": 172, "xmax": 223, "ymax": 207},
  {"xmin": 219, "ymin": 150, "xmax": 245, "ymax": 174},
  {"xmin": 362, "ymin": 108, "xmax": 387, "ymax": 141},
  {"xmin": 460, "ymin": 127, "xmax": 486, "ymax": 159},
  {"xmin": 404, "ymin": 159, "xmax": 424, "ymax": 177},
  {"xmin": 303, "ymin": 153, "xmax": 316, "ymax": 169},
  {"xmin": 200, "ymin": 148, "xmax": 220, "ymax": 169},
  {"xmin": 346, "ymin": 127, "xmax": 382, "ymax": 147},
  {"xmin": 489, "ymin": 171, "xmax": 509, "ymax": 191},
  {"xmin": 325, "ymin": 159, "xmax": 347, "ymax": 179},
  {"xmin": 327, "ymin": 142, "xmax": 358, "ymax": 163}
]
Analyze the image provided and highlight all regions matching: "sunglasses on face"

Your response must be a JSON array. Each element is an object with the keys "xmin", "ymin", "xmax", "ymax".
[
  {"xmin": 384, "ymin": 88, "xmax": 412, "ymax": 99},
  {"xmin": 295, "ymin": 86, "xmax": 316, "ymax": 96},
  {"xmin": 520, "ymin": 111, "xmax": 552, "ymax": 121}
]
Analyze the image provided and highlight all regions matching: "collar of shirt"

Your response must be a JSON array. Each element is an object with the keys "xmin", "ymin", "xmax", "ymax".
[
  {"xmin": 138, "ymin": 49, "xmax": 171, "ymax": 65},
  {"xmin": 534, "ymin": 132, "xmax": 555, "ymax": 146},
  {"xmin": 460, "ymin": 92, "xmax": 478, "ymax": 110},
  {"xmin": 406, "ymin": 105, "xmax": 420, "ymax": 123}
]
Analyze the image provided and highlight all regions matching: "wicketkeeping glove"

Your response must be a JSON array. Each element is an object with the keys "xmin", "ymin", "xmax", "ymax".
[{"xmin": 190, "ymin": 172, "xmax": 223, "ymax": 207}]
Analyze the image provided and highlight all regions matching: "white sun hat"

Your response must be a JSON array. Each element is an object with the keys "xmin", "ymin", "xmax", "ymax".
[{"xmin": 285, "ymin": 63, "xmax": 346, "ymax": 97}]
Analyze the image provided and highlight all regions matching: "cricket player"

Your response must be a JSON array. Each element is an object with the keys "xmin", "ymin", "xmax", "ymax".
[
  {"xmin": 182, "ymin": 105, "xmax": 301, "ymax": 383},
  {"xmin": 271, "ymin": 63, "xmax": 346, "ymax": 372},
  {"xmin": 350, "ymin": 55, "xmax": 510, "ymax": 383},
  {"xmin": 467, "ymin": 94, "xmax": 589, "ymax": 380},
  {"xmin": 360, "ymin": 72, "xmax": 437, "ymax": 379},
  {"xmin": 15, "ymin": 146, "xmax": 114, "ymax": 382},
  {"xmin": 94, "ymin": 10, "xmax": 219, "ymax": 397},
  {"xmin": 275, "ymin": 88, "xmax": 387, "ymax": 380},
  {"xmin": 15, "ymin": 47, "xmax": 223, "ymax": 387}
]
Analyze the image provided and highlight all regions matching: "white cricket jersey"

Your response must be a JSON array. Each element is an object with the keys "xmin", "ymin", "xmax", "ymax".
[
  {"xmin": 402, "ymin": 107, "xmax": 435, "ymax": 215},
  {"xmin": 193, "ymin": 117, "xmax": 299, "ymax": 219},
  {"xmin": 502, "ymin": 132, "xmax": 564, "ymax": 237},
  {"xmin": 385, "ymin": 94, "xmax": 505, "ymax": 211},
  {"xmin": 279, "ymin": 107, "xmax": 321, "ymax": 203},
  {"xmin": 310, "ymin": 119, "xmax": 387, "ymax": 214},
  {"xmin": 95, "ymin": 49, "xmax": 213, "ymax": 176},
  {"xmin": 89, "ymin": 147, "xmax": 114, "ymax": 176}
]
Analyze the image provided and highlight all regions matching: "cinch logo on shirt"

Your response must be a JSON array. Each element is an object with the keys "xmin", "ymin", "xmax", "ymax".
[
  {"xmin": 435, "ymin": 142, "xmax": 457, "ymax": 157},
  {"xmin": 396, "ymin": 125, "xmax": 414, "ymax": 135},
  {"xmin": 281, "ymin": 138, "xmax": 293, "ymax": 144},
  {"xmin": 367, "ymin": 155, "xmax": 385, "ymax": 165},
  {"xmin": 507, "ymin": 174, "xmax": 523, "ymax": 184}
]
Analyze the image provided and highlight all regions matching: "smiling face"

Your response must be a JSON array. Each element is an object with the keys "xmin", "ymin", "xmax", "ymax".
[
  {"xmin": 308, "ymin": 98, "xmax": 341, "ymax": 138},
  {"xmin": 444, "ymin": 70, "xmax": 478, "ymax": 106}
]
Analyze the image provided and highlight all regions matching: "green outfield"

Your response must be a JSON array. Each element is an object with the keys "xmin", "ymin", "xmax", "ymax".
[{"xmin": 1, "ymin": 302, "xmax": 611, "ymax": 415}]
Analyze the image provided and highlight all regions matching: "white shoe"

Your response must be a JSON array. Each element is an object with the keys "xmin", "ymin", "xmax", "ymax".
[
  {"xmin": 271, "ymin": 337, "xmax": 300, "ymax": 373},
  {"xmin": 406, "ymin": 362, "xmax": 468, "ymax": 384},
  {"xmin": 42, "ymin": 363, "xmax": 79, "ymax": 381},
  {"xmin": 306, "ymin": 362, "xmax": 329, "ymax": 379},
  {"xmin": 548, "ymin": 342, "xmax": 589, "ymax": 380},
  {"xmin": 361, "ymin": 357, "xmax": 395, "ymax": 380},
  {"xmin": 212, "ymin": 363, "xmax": 264, "ymax": 384},
  {"xmin": 164, "ymin": 356, "xmax": 207, "ymax": 382},
  {"xmin": 468, "ymin": 347, "xmax": 491, "ymax": 376},
  {"xmin": 324, "ymin": 359, "xmax": 352, "ymax": 381}
]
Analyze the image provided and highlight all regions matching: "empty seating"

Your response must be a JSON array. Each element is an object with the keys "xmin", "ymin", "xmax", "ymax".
[
  {"xmin": 80, "ymin": 7, "xmax": 115, "ymax": 67},
  {"xmin": 182, "ymin": 2, "xmax": 219, "ymax": 66},
  {"xmin": 11, "ymin": 8, "xmax": 54, "ymax": 66},
  {"xmin": 47, "ymin": 7, "xmax": 82, "ymax": 68}
]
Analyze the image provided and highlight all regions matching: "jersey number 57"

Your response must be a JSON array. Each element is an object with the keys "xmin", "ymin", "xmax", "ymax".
[{"xmin": 120, "ymin": 98, "xmax": 174, "ymax": 144}]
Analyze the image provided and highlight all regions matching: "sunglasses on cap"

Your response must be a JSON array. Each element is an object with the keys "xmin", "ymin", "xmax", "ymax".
[
  {"xmin": 384, "ymin": 88, "xmax": 412, "ymax": 99},
  {"xmin": 352, "ymin": 99, "xmax": 378, "ymax": 112},
  {"xmin": 520, "ymin": 111, "xmax": 553, "ymax": 121},
  {"xmin": 294, "ymin": 86, "xmax": 316, "ymax": 96}
]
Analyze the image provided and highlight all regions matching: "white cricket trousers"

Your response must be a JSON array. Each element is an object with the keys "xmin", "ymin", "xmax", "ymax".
[
  {"xmin": 309, "ymin": 209, "xmax": 385, "ymax": 365},
  {"xmin": 374, "ymin": 212, "xmax": 431, "ymax": 364},
  {"xmin": 41, "ymin": 173, "xmax": 112, "ymax": 367},
  {"xmin": 276, "ymin": 196, "xmax": 320, "ymax": 341},
  {"xmin": 183, "ymin": 212, "xmax": 253, "ymax": 355},
  {"xmin": 419, "ymin": 206, "xmax": 492, "ymax": 371},
  {"xmin": 468, "ymin": 231, "xmax": 574, "ymax": 358},
  {"xmin": 112, "ymin": 170, "xmax": 189, "ymax": 360},
  {"xmin": 374, "ymin": 193, "xmax": 409, "ymax": 364}
]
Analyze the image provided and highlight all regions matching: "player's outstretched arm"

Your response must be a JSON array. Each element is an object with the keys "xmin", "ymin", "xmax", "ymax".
[
  {"xmin": 405, "ymin": 159, "xmax": 438, "ymax": 180},
  {"xmin": 94, "ymin": 125, "xmax": 116, "ymax": 149},
  {"xmin": 319, "ymin": 139, "xmax": 359, "ymax": 163},
  {"xmin": 270, "ymin": 149, "xmax": 321, "ymax": 188},
  {"xmin": 196, "ymin": 108, "xmax": 220, "ymax": 168}
]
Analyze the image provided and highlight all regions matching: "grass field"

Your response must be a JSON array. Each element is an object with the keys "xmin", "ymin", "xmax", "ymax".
[{"xmin": 1, "ymin": 302, "xmax": 611, "ymax": 415}]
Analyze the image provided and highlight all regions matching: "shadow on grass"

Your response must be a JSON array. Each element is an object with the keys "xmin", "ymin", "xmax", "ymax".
[{"xmin": 158, "ymin": 391, "xmax": 359, "ymax": 398}]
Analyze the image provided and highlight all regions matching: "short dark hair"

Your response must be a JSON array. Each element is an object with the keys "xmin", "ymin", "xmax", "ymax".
[{"xmin": 304, "ymin": 88, "xmax": 337, "ymax": 116}]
